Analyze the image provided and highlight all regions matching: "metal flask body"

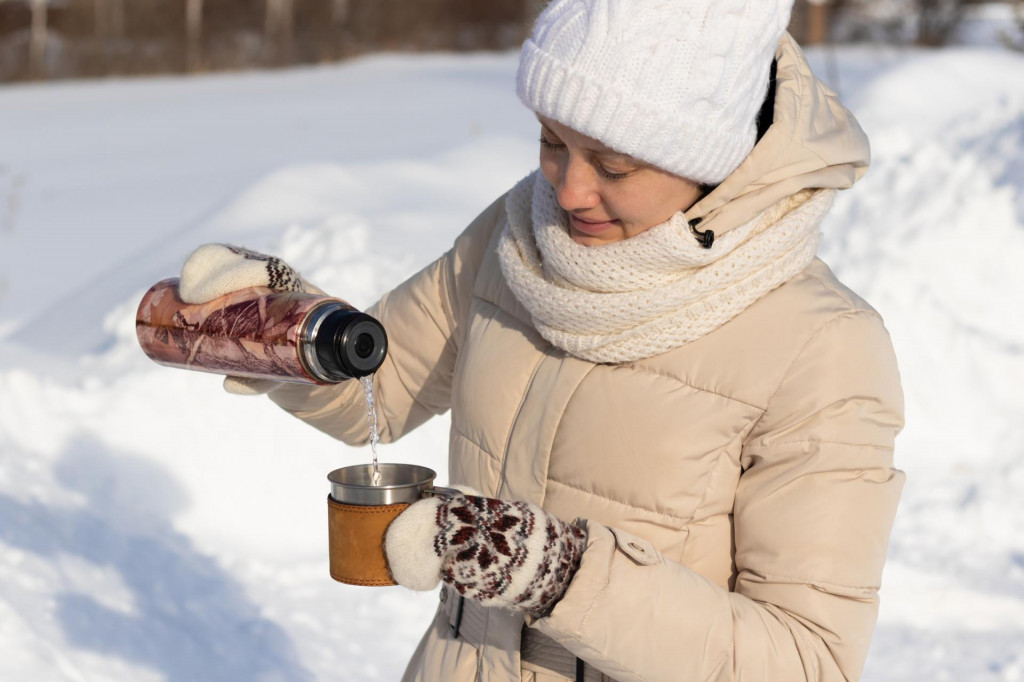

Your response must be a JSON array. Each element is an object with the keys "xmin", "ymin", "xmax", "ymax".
[{"xmin": 136, "ymin": 278, "xmax": 388, "ymax": 383}]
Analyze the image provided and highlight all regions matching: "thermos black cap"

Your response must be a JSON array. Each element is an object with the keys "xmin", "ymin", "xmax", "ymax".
[{"xmin": 314, "ymin": 308, "xmax": 388, "ymax": 380}]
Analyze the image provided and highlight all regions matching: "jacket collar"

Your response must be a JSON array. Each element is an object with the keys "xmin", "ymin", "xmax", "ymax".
[{"xmin": 686, "ymin": 33, "xmax": 871, "ymax": 240}]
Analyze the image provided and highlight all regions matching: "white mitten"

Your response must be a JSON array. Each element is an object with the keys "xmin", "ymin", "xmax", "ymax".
[
  {"xmin": 179, "ymin": 244, "xmax": 308, "ymax": 395},
  {"xmin": 179, "ymin": 244, "xmax": 305, "ymax": 304},
  {"xmin": 384, "ymin": 493, "xmax": 587, "ymax": 618}
]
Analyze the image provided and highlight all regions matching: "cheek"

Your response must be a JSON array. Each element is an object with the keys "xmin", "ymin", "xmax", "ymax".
[
  {"xmin": 539, "ymin": 155, "xmax": 560, "ymax": 186},
  {"xmin": 606, "ymin": 189, "xmax": 676, "ymax": 233},
  {"xmin": 602, "ymin": 192, "xmax": 645, "ymax": 224},
  {"xmin": 644, "ymin": 178, "xmax": 698, "ymax": 215}
]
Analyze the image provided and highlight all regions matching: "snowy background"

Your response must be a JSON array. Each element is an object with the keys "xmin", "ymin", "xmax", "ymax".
[{"xmin": 2, "ymin": 30, "xmax": 1024, "ymax": 682}]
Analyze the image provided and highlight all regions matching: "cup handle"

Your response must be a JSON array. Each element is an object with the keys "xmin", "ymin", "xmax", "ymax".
[{"xmin": 424, "ymin": 486, "xmax": 461, "ymax": 499}]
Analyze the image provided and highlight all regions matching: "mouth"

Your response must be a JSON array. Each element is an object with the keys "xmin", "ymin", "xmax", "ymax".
[{"xmin": 568, "ymin": 214, "xmax": 619, "ymax": 236}]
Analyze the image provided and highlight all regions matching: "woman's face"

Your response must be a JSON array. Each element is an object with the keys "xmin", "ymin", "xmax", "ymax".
[{"xmin": 537, "ymin": 115, "xmax": 703, "ymax": 246}]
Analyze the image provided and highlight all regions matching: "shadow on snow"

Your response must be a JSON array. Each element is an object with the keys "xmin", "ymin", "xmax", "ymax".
[{"xmin": 0, "ymin": 435, "xmax": 313, "ymax": 682}]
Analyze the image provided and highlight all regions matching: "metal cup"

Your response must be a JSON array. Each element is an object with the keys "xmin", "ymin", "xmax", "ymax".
[
  {"xmin": 326, "ymin": 463, "xmax": 458, "ymax": 586},
  {"xmin": 328, "ymin": 463, "xmax": 458, "ymax": 506}
]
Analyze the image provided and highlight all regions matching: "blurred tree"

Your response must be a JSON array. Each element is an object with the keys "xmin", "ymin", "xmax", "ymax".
[
  {"xmin": 91, "ymin": 0, "xmax": 125, "ymax": 73},
  {"xmin": 330, "ymin": 0, "xmax": 348, "ymax": 37},
  {"xmin": 1001, "ymin": 0, "xmax": 1024, "ymax": 51},
  {"xmin": 0, "ymin": 0, "xmax": 49, "ymax": 78},
  {"xmin": 807, "ymin": 0, "xmax": 831, "ymax": 44},
  {"xmin": 790, "ymin": 0, "xmax": 834, "ymax": 44},
  {"xmin": 29, "ymin": 0, "xmax": 46, "ymax": 77},
  {"xmin": 319, "ymin": 0, "xmax": 349, "ymax": 60},
  {"xmin": 829, "ymin": 0, "xmax": 972, "ymax": 46},
  {"xmin": 2, "ymin": 0, "xmax": 534, "ymax": 81},
  {"xmin": 93, "ymin": 0, "xmax": 123, "ymax": 40},
  {"xmin": 186, "ymin": 0, "xmax": 202, "ymax": 71},
  {"xmin": 264, "ymin": 0, "xmax": 293, "ymax": 65},
  {"xmin": 523, "ymin": 0, "xmax": 545, "ymax": 25},
  {"xmin": 916, "ymin": 0, "xmax": 966, "ymax": 45}
]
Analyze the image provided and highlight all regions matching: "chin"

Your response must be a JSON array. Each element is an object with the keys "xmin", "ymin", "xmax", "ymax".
[{"xmin": 569, "ymin": 227, "xmax": 623, "ymax": 247}]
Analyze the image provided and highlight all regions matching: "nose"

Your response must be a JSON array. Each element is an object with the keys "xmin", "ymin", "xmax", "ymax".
[{"xmin": 555, "ymin": 156, "xmax": 600, "ymax": 213}]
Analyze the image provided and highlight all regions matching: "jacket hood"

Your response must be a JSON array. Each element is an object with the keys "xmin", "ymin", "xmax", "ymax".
[{"xmin": 686, "ymin": 33, "xmax": 871, "ymax": 239}]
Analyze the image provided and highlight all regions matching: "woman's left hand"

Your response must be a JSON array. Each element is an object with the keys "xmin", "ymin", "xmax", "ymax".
[{"xmin": 384, "ymin": 491, "xmax": 586, "ymax": 618}]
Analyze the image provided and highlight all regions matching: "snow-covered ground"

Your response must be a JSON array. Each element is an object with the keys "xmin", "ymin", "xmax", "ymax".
[{"xmin": 1, "ymin": 39, "xmax": 1023, "ymax": 681}]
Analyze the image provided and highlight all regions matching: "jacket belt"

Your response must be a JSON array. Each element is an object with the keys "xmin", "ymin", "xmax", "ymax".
[
  {"xmin": 520, "ymin": 628, "xmax": 605, "ymax": 682},
  {"xmin": 441, "ymin": 586, "xmax": 605, "ymax": 682}
]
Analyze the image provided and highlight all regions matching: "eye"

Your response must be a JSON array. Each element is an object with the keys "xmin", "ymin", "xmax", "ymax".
[
  {"xmin": 597, "ymin": 166, "xmax": 631, "ymax": 181},
  {"xmin": 539, "ymin": 136, "xmax": 565, "ymax": 151}
]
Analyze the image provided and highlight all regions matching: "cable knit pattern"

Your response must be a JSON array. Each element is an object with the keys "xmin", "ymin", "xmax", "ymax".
[
  {"xmin": 517, "ymin": 0, "xmax": 794, "ymax": 184},
  {"xmin": 498, "ymin": 171, "xmax": 834, "ymax": 363}
]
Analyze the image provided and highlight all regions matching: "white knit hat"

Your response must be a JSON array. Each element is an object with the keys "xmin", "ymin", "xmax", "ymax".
[{"xmin": 517, "ymin": 0, "xmax": 794, "ymax": 185}]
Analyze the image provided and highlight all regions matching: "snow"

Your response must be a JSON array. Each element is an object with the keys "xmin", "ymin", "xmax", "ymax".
[{"xmin": 1, "ymin": 40, "xmax": 1023, "ymax": 681}]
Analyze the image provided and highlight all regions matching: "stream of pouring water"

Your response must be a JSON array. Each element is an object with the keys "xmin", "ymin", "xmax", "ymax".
[{"xmin": 360, "ymin": 375, "xmax": 382, "ymax": 485}]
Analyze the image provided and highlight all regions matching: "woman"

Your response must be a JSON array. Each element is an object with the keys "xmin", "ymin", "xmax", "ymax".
[{"xmin": 179, "ymin": 1, "xmax": 905, "ymax": 680}]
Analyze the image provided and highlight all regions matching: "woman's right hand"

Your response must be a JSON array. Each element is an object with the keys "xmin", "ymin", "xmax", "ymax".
[
  {"xmin": 179, "ymin": 243, "xmax": 311, "ymax": 395},
  {"xmin": 179, "ymin": 243, "xmax": 306, "ymax": 304}
]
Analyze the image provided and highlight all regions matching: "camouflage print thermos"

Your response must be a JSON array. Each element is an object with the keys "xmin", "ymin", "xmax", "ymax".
[{"xmin": 136, "ymin": 278, "xmax": 387, "ymax": 383}]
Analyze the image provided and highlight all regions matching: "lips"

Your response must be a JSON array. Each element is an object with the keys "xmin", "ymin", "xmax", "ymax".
[{"xmin": 569, "ymin": 214, "xmax": 619, "ymax": 236}]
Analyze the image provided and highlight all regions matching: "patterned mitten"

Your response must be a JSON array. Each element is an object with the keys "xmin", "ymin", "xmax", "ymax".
[
  {"xmin": 179, "ymin": 244, "xmax": 309, "ymax": 395},
  {"xmin": 384, "ymin": 493, "xmax": 587, "ymax": 618},
  {"xmin": 179, "ymin": 244, "xmax": 305, "ymax": 303}
]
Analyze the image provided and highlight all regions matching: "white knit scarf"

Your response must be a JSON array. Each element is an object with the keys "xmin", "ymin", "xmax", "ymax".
[{"xmin": 497, "ymin": 171, "xmax": 835, "ymax": 363}]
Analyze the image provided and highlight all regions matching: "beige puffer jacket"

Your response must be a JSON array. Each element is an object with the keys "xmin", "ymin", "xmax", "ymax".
[{"xmin": 269, "ymin": 34, "xmax": 905, "ymax": 682}]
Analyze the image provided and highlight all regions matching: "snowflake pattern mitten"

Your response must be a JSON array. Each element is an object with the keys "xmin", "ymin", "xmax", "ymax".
[{"xmin": 385, "ymin": 493, "xmax": 587, "ymax": 618}]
